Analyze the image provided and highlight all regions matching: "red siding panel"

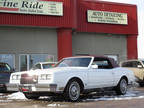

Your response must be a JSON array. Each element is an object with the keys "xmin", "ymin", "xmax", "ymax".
[
  {"xmin": 57, "ymin": 28, "xmax": 72, "ymax": 60},
  {"xmin": 0, "ymin": 0, "xmax": 76, "ymax": 28},
  {"xmin": 0, "ymin": 0, "xmax": 138, "ymax": 35},
  {"xmin": 127, "ymin": 35, "xmax": 138, "ymax": 59},
  {"xmin": 76, "ymin": 0, "xmax": 138, "ymax": 35}
]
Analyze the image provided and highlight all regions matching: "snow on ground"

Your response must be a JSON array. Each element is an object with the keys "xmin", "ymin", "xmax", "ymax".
[
  {"xmin": 85, "ymin": 95, "xmax": 144, "ymax": 101},
  {"xmin": 0, "ymin": 90, "xmax": 144, "ymax": 102},
  {"xmin": 0, "ymin": 100, "xmax": 12, "ymax": 103},
  {"xmin": 84, "ymin": 91, "xmax": 144, "ymax": 102},
  {"xmin": 7, "ymin": 92, "xmax": 27, "ymax": 100}
]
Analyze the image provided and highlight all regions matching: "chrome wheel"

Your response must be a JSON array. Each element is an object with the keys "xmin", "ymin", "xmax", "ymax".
[
  {"xmin": 120, "ymin": 79, "xmax": 127, "ymax": 94},
  {"xmin": 68, "ymin": 81, "xmax": 80, "ymax": 101},
  {"xmin": 116, "ymin": 78, "xmax": 128, "ymax": 95}
]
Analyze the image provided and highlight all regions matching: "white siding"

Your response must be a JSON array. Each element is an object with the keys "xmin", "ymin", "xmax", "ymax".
[
  {"xmin": 72, "ymin": 32, "xmax": 127, "ymax": 62},
  {"xmin": 0, "ymin": 26, "xmax": 57, "ymax": 71}
]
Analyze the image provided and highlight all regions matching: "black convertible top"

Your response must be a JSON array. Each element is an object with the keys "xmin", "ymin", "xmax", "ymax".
[{"xmin": 92, "ymin": 56, "xmax": 119, "ymax": 68}]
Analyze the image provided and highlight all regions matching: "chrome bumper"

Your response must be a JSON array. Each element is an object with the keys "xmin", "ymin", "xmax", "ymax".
[
  {"xmin": 6, "ymin": 83, "xmax": 19, "ymax": 91},
  {"xmin": 19, "ymin": 84, "xmax": 57, "ymax": 93}
]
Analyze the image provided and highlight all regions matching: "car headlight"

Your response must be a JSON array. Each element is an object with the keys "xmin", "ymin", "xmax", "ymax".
[
  {"xmin": 12, "ymin": 74, "xmax": 20, "ymax": 80},
  {"xmin": 40, "ymin": 74, "xmax": 52, "ymax": 80}
]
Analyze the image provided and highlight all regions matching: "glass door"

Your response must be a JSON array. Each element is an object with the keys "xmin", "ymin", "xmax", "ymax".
[{"xmin": 19, "ymin": 55, "xmax": 29, "ymax": 71}]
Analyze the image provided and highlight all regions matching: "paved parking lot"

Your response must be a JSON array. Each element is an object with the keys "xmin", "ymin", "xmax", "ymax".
[{"xmin": 1, "ymin": 87, "xmax": 144, "ymax": 108}]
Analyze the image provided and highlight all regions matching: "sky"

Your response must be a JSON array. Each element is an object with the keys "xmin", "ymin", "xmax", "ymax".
[{"xmin": 100, "ymin": 0, "xmax": 144, "ymax": 58}]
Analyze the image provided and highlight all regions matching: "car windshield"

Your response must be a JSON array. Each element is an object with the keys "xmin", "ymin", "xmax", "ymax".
[
  {"xmin": 56, "ymin": 57, "xmax": 91, "ymax": 67},
  {"xmin": 43, "ymin": 64, "xmax": 55, "ymax": 69},
  {"xmin": 142, "ymin": 61, "xmax": 144, "ymax": 64},
  {"xmin": 31, "ymin": 63, "xmax": 56, "ymax": 70}
]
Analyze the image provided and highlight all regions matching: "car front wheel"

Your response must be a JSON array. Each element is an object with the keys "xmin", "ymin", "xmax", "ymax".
[
  {"xmin": 139, "ymin": 82, "xmax": 144, "ymax": 87},
  {"xmin": 116, "ymin": 78, "xmax": 128, "ymax": 95},
  {"xmin": 64, "ymin": 80, "xmax": 81, "ymax": 101}
]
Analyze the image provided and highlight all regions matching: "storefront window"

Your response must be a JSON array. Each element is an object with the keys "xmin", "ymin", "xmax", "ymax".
[
  {"xmin": 20, "ymin": 55, "xmax": 28, "ymax": 71},
  {"xmin": 0, "ymin": 54, "xmax": 15, "ymax": 69},
  {"xmin": 20, "ymin": 54, "xmax": 54, "ymax": 71}
]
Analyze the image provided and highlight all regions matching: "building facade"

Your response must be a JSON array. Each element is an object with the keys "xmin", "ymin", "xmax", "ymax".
[{"xmin": 0, "ymin": 0, "xmax": 138, "ymax": 71}]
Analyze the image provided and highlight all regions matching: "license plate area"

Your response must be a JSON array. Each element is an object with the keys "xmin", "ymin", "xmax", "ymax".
[{"xmin": 19, "ymin": 85, "xmax": 32, "ymax": 92}]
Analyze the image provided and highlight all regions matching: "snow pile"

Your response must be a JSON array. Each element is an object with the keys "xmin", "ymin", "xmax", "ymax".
[
  {"xmin": 0, "ymin": 93, "xmax": 4, "ymax": 98},
  {"xmin": 39, "ymin": 96, "xmax": 50, "ymax": 99},
  {"xmin": 7, "ymin": 92, "xmax": 27, "ymax": 100},
  {"xmin": 47, "ymin": 103, "xmax": 68, "ymax": 107},
  {"xmin": 47, "ymin": 103, "xmax": 61, "ymax": 107},
  {"xmin": 0, "ymin": 93, "xmax": 3, "ymax": 96}
]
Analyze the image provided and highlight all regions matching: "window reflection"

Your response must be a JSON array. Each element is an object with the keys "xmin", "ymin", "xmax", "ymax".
[
  {"xmin": 20, "ymin": 55, "xmax": 27, "ymax": 71},
  {"xmin": 0, "ymin": 54, "xmax": 15, "ymax": 69},
  {"xmin": 20, "ymin": 54, "xmax": 54, "ymax": 71}
]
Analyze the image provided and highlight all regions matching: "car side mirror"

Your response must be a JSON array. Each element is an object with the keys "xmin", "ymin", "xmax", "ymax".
[
  {"xmin": 137, "ymin": 65, "xmax": 143, "ymax": 69},
  {"xmin": 91, "ymin": 65, "xmax": 98, "ymax": 69}
]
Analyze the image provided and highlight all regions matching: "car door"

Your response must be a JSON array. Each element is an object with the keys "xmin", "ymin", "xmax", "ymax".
[
  {"xmin": 88, "ymin": 58, "xmax": 114, "ymax": 89},
  {"xmin": 122, "ymin": 61, "xmax": 144, "ymax": 81},
  {"xmin": 0, "ymin": 63, "xmax": 13, "ymax": 84},
  {"xmin": 131, "ymin": 61, "xmax": 144, "ymax": 81}
]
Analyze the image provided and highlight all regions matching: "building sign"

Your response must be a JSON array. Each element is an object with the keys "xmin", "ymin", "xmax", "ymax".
[
  {"xmin": 0, "ymin": 0, "xmax": 63, "ymax": 16},
  {"xmin": 87, "ymin": 10, "xmax": 128, "ymax": 25}
]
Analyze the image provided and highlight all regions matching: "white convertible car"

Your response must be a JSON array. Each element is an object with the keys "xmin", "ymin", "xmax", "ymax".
[
  {"xmin": 7, "ymin": 56, "xmax": 134, "ymax": 101},
  {"xmin": 6, "ymin": 62, "xmax": 56, "ymax": 91}
]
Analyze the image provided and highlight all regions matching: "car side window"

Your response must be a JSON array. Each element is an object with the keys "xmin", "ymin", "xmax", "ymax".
[
  {"xmin": 132, "ymin": 61, "xmax": 142, "ymax": 67},
  {"xmin": 93, "ymin": 58, "xmax": 113, "ymax": 69},
  {"xmin": 0, "ymin": 63, "xmax": 11, "ymax": 72},
  {"xmin": 122, "ymin": 62, "xmax": 132, "ymax": 67},
  {"xmin": 122, "ymin": 61, "xmax": 142, "ymax": 68}
]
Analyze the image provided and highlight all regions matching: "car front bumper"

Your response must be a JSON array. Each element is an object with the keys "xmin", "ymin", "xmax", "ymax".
[
  {"xmin": 0, "ymin": 84, "xmax": 7, "ymax": 92},
  {"xmin": 6, "ymin": 83, "xmax": 19, "ymax": 91},
  {"xmin": 19, "ymin": 84, "xmax": 57, "ymax": 93}
]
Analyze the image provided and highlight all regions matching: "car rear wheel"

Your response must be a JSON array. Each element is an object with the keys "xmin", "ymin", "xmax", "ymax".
[
  {"xmin": 64, "ymin": 80, "xmax": 81, "ymax": 101},
  {"xmin": 116, "ymin": 78, "xmax": 128, "ymax": 95}
]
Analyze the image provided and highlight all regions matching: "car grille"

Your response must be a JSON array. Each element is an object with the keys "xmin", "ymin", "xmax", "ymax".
[{"xmin": 20, "ymin": 73, "xmax": 38, "ymax": 84}]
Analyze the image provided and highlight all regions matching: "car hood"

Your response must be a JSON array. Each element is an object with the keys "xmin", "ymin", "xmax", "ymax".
[
  {"xmin": 38, "ymin": 67, "xmax": 88, "ymax": 74},
  {"xmin": 12, "ymin": 67, "xmax": 88, "ymax": 76}
]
